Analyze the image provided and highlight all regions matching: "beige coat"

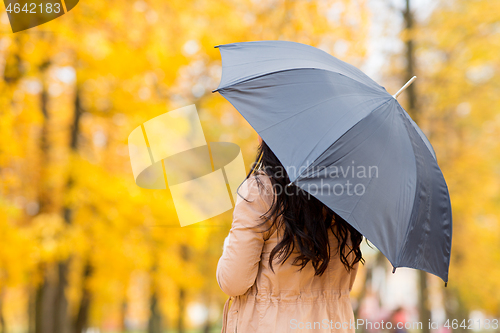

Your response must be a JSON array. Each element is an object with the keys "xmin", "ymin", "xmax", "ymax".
[{"xmin": 217, "ymin": 172, "xmax": 359, "ymax": 333}]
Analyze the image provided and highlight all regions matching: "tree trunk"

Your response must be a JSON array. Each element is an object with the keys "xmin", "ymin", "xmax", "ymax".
[
  {"xmin": 3, "ymin": 35, "xmax": 24, "ymax": 85},
  {"xmin": 178, "ymin": 244, "xmax": 190, "ymax": 333},
  {"xmin": 35, "ymin": 61, "xmax": 57, "ymax": 333},
  {"xmin": 28, "ymin": 286, "xmax": 36, "ymax": 333},
  {"xmin": 178, "ymin": 288, "xmax": 186, "ymax": 333},
  {"xmin": 404, "ymin": 0, "xmax": 417, "ymax": 122},
  {"xmin": 37, "ymin": 61, "xmax": 51, "ymax": 213},
  {"xmin": 443, "ymin": 287, "xmax": 468, "ymax": 333},
  {"xmin": 418, "ymin": 271, "xmax": 431, "ymax": 333},
  {"xmin": 148, "ymin": 290, "xmax": 162, "ymax": 333},
  {"xmin": 53, "ymin": 261, "xmax": 70, "ymax": 333},
  {"xmin": 120, "ymin": 300, "xmax": 129, "ymax": 332},
  {"xmin": 55, "ymin": 86, "xmax": 83, "ymax": 333},
  {"xmin": 148, "ymin": 256, "xmax": 162, "ymax": 333},
  {"xmin": 403, "ymin": 1, "xmax": 431, "ymax": 332},
  {"xmin": 74, "ymin": 261, "xmax": 92, "ymax": 333},
  {"xmin": 0, "ymin": 287, "xmax": 6, "ymax": 333},
  {"xmin": 36, "ymin": 265, "xmax": 57, "ymax": 333}
]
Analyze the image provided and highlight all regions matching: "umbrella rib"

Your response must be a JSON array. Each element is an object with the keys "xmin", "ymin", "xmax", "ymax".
[
  {"xmin": 290, "ymin": 98, "xmax": 394, "ymax": 184},
  {"xmin": 214, "ymin": 67, "xmax": 386, "ymax": 95}
]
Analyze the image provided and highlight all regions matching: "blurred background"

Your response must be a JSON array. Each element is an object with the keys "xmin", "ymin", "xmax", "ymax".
[{"xmin": 0, "ymin": 0, "xmax": 498, "ymax": 332}]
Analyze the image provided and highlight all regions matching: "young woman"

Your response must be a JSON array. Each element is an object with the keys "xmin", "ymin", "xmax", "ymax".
[{"xmin": 216, "ymin": 139, "xmax": 364, "ymax": 333}]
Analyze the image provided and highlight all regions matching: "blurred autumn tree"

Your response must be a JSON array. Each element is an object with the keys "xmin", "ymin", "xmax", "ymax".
[
  {"xmin": 419, "ymin": 0, "xmax": 500, "ymax": 321},
  {"xmin": 384, "ymin": 0, "xmax": 500, "ymax": 328},
  {"xmin": 0, "ymin": 0, "xmax": 372, "ymax": 332}
]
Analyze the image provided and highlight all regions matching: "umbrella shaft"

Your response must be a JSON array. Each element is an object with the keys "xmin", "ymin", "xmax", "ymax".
[{"xmin": 393, "ymin": 76, "xmax": 417, "ymax": 99}]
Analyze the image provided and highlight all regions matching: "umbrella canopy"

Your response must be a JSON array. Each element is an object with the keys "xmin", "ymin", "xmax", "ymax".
[{"xmin": 213, "ymin": 40, "xmax": 452, "ymax": 283}]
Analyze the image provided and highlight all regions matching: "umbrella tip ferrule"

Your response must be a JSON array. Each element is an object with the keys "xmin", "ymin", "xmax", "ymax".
[
  {"xmin": 286, "ymin": 182, "xmax": 293, "ymax": 187},
  {"xmin": 392, "ymin": 267, "xmax": 396, "ymax": 274},
  {"xmin": 445, "ymin": 282, "xmax": 448, "ymax": 288}
]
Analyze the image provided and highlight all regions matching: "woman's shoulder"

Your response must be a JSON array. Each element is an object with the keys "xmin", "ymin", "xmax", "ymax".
[{"xmin": 238, "ymin": 170, "xmax": 275, "ymax": 204}]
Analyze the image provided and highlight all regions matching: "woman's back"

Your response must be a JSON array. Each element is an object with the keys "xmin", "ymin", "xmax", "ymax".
[{"xmin": 217, "ymin": 172, "xmax": 359, "ymax": 333}]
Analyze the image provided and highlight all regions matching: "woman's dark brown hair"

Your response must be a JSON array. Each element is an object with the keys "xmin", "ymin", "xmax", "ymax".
[{"xmin": 240, "ymin": 140, "xmax": 365, "ymax": 276}]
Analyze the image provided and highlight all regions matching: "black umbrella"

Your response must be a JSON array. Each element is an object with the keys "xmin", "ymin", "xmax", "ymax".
[{"xmin": 213, "ymin": 40, "xmax": 452, "ymax": 284}]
